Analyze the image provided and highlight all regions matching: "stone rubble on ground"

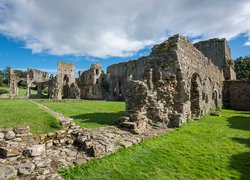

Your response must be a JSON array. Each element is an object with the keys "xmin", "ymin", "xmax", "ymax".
[{"xmin": 0, "ymin": 102, "xmax": 171, "ymax": 180}]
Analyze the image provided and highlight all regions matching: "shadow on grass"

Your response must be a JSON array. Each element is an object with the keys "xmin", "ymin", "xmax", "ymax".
[
  {"xmin": 70, "ymin": 111, "xmax": 125, "ymax": 126},
  {"xmin": 228, "ymin": 116, "xmax": 250, "ymax": 131},
  {"xmin": 230, "ymin": 138, "xmax": 250, "ymax": 180}
]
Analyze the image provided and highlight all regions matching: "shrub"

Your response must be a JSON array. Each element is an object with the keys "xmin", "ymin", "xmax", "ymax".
[{"xmin": 0, "ymin": 89, "xmax": 9, "ymax": 95}]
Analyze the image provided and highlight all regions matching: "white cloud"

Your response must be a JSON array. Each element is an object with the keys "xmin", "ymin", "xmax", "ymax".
[{"xmin": 0, "ymin": 0, "xmax": 250, "ymax": 57}]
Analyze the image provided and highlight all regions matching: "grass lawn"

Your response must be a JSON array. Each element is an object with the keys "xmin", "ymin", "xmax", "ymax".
[
  {"xmin": 0, "ymin": 99, "xmax": 62, "ymax": 134},
  {"xmin": 0, "ymin": 86, "xmax": 38, "ymax": 96},
  {"xmin": 60, "ymin": 109, "xmax": 250, "ymax": 179},
  {"xmin": 41, "ymin": 101, "xmax": 125, "ymax": 128}
]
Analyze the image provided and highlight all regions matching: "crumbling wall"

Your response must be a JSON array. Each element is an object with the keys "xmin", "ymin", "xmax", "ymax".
[
  {"xmin": 223, "ymin": 80, "xmax": 250, "ymax": 110},
  {"xmin": 57, "ymin": 62, "xmax": 75, "ymax": 84},
  {"xmin": 9, "ymin": 68, "xmax": 49, "ymax": 99},
  {"xmin": 194, "ymin": 38, "xmax": 236, "ymax": 80},
  {"xmin": 79, "ymin": 63, "xmax": 106, "ymax": 99},
  {"xmin": 53, "ymin": 62, "xmax": 79, "ymax": 99},
  {"xmin": 176, "ymin": 35, "xmax": 223, "ymax": 124},
  {"xmin": 107, "ymin": 57, "xmax": 151, "ymax": 100},
  {"xmin": 120, "ymin": 35, "xmax": 224, "ymax": 133}
]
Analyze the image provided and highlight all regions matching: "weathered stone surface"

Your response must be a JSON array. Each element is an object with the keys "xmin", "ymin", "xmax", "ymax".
[
  {"xmin": 13, "ymin": 126, "xmax": 30, "ymax": 134},
  {"xmin": 23, "ymin": 144, "xmax": 45, "ymax": 157},
  {"xmin": 4, "ymin": 130, "xmax": 15, "ymax": 140},
  {"xmin": 223, "ymin": 80, "xmax": 250, "ymax": 110},
  {"xmin": 114, "ymin": 35, "xmax": 224, "ymax": 132},
  {"xmin": 17, "ymin": 162, "xmax": 35, "ymax": 175},
  {"xmin": 79, "ymin": 63, "xmax": 107, "ymax": 100},
  {"xmin": 34, "ymin": 158, "xmax": 51, "ymax": 168},
  {"xmin": 92, "ymin": 144, "xmax": 106, "ymax": 157},
  {"xmin": 73, "ymin": 158, "xmax": 87, "ymax": 165},
  {"xmin": 0, "ymin": 147, "xmax": 21, "ymax": 158},
  {"xmin": 0, "ymin": 164, "xmax": 17, "ymax": 179},
  {"xmin": 0, "ymin": 133, "xmax": 4, "ymax": 139}
]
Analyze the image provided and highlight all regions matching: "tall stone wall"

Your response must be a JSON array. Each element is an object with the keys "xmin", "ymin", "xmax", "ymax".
[
  {"xmin": 223, "ymin": 80, "xmax": 250, "ymax": 110},
  {"xmin": 107, "ymin": 57, "xmax": 152, "ymax": 100},
  {"xmin": 194, "ymin": 38, "xmax": 236, "ymax": 80},
  {"xmin": 78, "ymin": 63, "xmax": 106, "ymax": 99},
  {"xmin": 57, "ymin": 62, "xmax": 75, "ymax": 84},
  {"xmin": 120, "ymin": 35, "xmax": 224, "ymax": 133}
]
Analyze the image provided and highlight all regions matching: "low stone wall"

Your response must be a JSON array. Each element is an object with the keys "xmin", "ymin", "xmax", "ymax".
[
  {"xmin": 223, "ymin": 80, "xmax": 250, "ymax": 110},
  {"xmin": 0, "ymin": 124, "xmax": 169, "ymax": 179}
]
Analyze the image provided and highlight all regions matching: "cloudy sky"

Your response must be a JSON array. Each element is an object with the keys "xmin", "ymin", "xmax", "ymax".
[{"xmin": 0, "ymin": 0, "xmax": 250, "ymax": 73}]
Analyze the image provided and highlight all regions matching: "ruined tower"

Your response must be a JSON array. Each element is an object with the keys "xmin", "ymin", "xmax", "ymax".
[
  {"xmin": 78, "ymin": 63, "xmax": 106, "ymax": 99},
  {"xmin": 194, "ymin": 38, "xmax": 236, "ymax": 80},
  {"xmin": 57, "ymin": 62, "xmax": 76, "ymax": 84}
]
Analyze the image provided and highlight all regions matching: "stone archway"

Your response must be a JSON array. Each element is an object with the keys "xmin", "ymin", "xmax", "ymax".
[
  {"xmin": 190, "ymin": 73, "xmax": 201, "ymax": 119},
  {"xmin": 62, "ymin": 75, "xmax": 70, "ymax": 98}
]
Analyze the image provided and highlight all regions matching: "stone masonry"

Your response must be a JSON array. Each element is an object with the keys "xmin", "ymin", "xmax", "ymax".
[
  {"xmin": 223, "ymin": 80, "xmax": 250, "ymax": 110},
  {"xmin": 10, "ymin": 62, "xmax": 80, "ymax": 100},
  {"xmin": 194, "ymin": 38, "xmax": 236, "ymax": 80},
  {"xmin": 119, "ymin": 35, "xmax": 224, "ymax": 133},
  {"xmin": 78, "ymin": 63, "xmax": 107, "ymax": 99},
  {"xmin": 9, "ymin": 68, "xmax": 49, "ymax": 99}
]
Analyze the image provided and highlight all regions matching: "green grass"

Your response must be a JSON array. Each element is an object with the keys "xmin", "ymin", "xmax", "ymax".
[
  {"xmin": 0, "ymin": 86, "xmax": 38, "ymax": 96},
  {"xmin": 41, "ymin": 101, "xmax": 125, "ymax": 128},
  {"xmin": 60, "ymin": 109, "xmax": 250, "ymax": 179},
  {"xmin": 0, "ymin": 99, "xmax": 62, "ymax": 134}
]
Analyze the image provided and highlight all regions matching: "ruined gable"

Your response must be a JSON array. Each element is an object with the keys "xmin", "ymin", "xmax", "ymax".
[
  {"xmin": 120, "ymin": 35, "xmax": 224, "ymax": 133},
  {"xmin": 194, "ymin": 38, "xmax": 236, "ymax": 80}
]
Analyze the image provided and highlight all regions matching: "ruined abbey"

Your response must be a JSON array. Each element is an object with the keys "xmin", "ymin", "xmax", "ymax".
[{"xmin": 9, "ymin": 35, "xmax": 250, "ymax": 132}]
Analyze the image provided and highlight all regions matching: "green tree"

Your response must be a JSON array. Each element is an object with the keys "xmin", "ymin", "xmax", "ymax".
[
  {"xmin": 14, "ymin": 69, "xmax": 26, "ymax": 78},
  {"xmin": 0, "ymin": 76, "xmax": 3, "ymax": 86},
  {"xmin": 234, "ymin": 56, "xmax": 250, "ymax": 80},
  {"xmin": 2, "ymin": 66, "xmax": 11, "ymax": 85},
  {"xmin": 0, "ymin": 70, "xmax": 3, "ymax": 86}
]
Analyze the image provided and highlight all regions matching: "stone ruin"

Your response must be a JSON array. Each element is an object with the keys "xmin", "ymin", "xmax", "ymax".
[
  {"xmin": 78, "ymin": 63, "xmax": 107, "ymax": 99},
  {"xmin": 3, "ymin": 34, "xmax": 250, "ymax": 179},
  {"xmin": 9, "ymin": 34, "xmax": 250, "ymax": 131},
  {"xmin": 10, "ymin": 62, "xmax": 80, "ymax": 100},
  {"xmin": 118, "ymin": 35, "xmax": 224, "ymax": 133},
  {"xmin": 9, "ymin": 68, "xmax": 49, "ymax": 99}
]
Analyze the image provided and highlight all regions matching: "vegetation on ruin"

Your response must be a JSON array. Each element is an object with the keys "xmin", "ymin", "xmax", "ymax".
[
  {"xmin": 234, "ymin": 56, "xmax": 250, "ymax": 80},
  {"xmin": 0, "ymin": 99, "xmax": 62, "ymax": 134},
  {"xmin": 41, "ymin": 101, "xmax": 125, "ymax": 128},
  {"xmin": 60, "ymin": 109, "xmax": 250, "ymax": 179}
]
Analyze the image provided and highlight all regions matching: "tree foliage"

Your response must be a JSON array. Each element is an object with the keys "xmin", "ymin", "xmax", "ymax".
[
  {"xmin": 0, "ymin": 67, "xmax": 26, "ymax": 86},
  {"xmin": 234, "ymin": 56, "xmax": 250, "ymax": 80}
]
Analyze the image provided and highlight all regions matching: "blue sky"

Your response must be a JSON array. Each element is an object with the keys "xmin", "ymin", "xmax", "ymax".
[{"xmin": 0, "ymin": 0, "xmax": 250, "ymax": 75}]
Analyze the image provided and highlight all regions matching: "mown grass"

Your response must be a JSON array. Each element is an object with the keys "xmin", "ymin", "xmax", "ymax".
[
  {"xmin": 0, "ymin": 99, "xmax": 62, "ymax": 134},
  {"xmin": 41, "ymin": 101, "xmax": 125, "ymax": 128},
  {"xmin": 0, "ymin": 86, "xmax": 37, "ymax": 96},
  {"xmin": 60, "ymin": 109, "xmax": 250, "ymax": 179}
]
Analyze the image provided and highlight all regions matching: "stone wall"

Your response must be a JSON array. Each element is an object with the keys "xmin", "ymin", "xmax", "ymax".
[
  {"xmin": 57, "ymin": 62, "xmax": 75, "ymax": 85},
  {"xmin": 194, "ymin": 38, "xmax": 236, "ymax": 80},
  {"xmin": 79, "ymin": 63, "xmax": 107, "ymax": 99},
  {"xmin": 119, "ymin": 35, "xmax": 224, "ymax": 133},
  {"xmin": 9, "ymin": 68, "xmax": 50, "ymax": 99},
  {"xmin": 223, "ymin": 80, "xmax": 250, "ymax": 110},
  {"xmin": 107, "ymin": 57, "xmax": 152, "ymax": 100}
]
